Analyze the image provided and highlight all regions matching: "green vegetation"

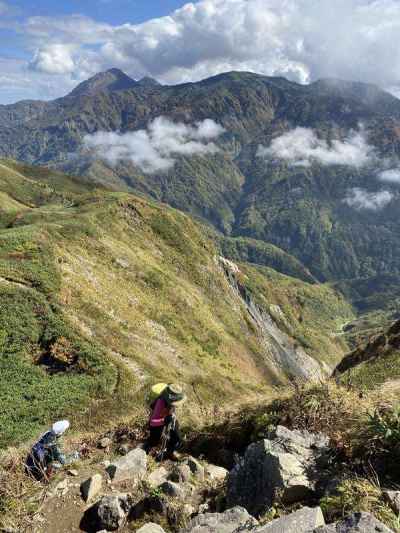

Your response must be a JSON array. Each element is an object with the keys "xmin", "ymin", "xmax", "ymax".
[{"xmin": 0, "ymin": 160, "xmax": 355, "ymax": 448}]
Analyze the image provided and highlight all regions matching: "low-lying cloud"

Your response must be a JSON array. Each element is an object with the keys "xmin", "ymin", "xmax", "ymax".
[
  {"xmin": 344, "ymin": 188, "xmax": 393, "ymax": 211},
  {"xmin": 83, "ymin": 117, "xmax": 225, "ymax": 173},
  {"xmin": 378, "ymin": 168, "xmax": 400, "ymax": 184},
  {"xmin": 257, "ymin": 127, "xmax": 374, "ymax": 168}
]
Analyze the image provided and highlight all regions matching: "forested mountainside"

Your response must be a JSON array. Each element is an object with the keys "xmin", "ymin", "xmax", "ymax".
[{"xmin": 1, "ymin": 70, "xmax": 400, "ymax": 291}]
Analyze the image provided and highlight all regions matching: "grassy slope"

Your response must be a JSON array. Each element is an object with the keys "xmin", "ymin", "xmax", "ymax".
[{"xmin": 0, "ymin": 160, "xmax": 353, "ymax": 448}]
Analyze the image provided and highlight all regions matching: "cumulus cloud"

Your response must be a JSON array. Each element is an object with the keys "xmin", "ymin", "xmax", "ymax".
[
  {"xmin": 344, "ymin": 188, "xmax": 393, "ymax": 210},
  {"xmin": 29, "ymin": 44, "xmax": 76, "ymax": 74},
  {"xmin": 83, "ymin": 117, "xmax": 225, "ymax": 173},
  {"xmin": 378, "ymin": 168, "xmax": 400, "ymax": 184},
  {"xmin": 3, "ymin": 0, "xmax": 400, "ymax": 103},
  {"xmin": 257, "ymin": 127, "xmax": 374, "ymax": 168}
]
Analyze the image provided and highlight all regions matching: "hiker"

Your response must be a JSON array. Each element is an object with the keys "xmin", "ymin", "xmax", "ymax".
[
  {"xmin": 144, "ymin": 383, "xmax": 186, "ymax": 460},
  {"xmin": 25, "ymin": 420, "xmax": 79, "ymax": 480}
]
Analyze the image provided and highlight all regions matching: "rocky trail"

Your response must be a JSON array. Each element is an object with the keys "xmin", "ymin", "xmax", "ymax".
[{"xmin": 10, "ymin": 422, "xmax": 399, "ymax": 533}]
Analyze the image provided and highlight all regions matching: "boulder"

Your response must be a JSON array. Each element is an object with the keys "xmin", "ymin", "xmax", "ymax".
[
  {"xmin": 253, "ymin": 506, "xmax": 325, "ymax": 532},
  {"xmin": 313, "ymin": 511, "xmax": 394, "ymax": 532},
  {"xmin": 169, "ymin": 464, "xmax": 192, "ymax": 483},
  {"xmin": 182, "ymin": 506, "xmax": 257, "ymax": 533},
  {"xmin": 227, "ymin": 426, "xmax": 329, "ymax": 516},
  {"xmin": 186, "ymin": 457, "xmax": 205, "ymax": 481},
  {"xmin": 131, "ymin": 495, "xmax": 168, "ymax": 520},
  {"xmin": 106, "ymin": 447, "xmax": 147, "ymax": 483},
  {"xmin": 206, "ymin": 464, "xmax": 228, "ymax": 483},
  {"xmin": 160, "ymin": 480, "xmax": 185, "ymax": 499},
  {"xmin": 148, "ymin": 466, "xmax": 169, "ymax": 488},
  {"xmin": 383, "ymin": 490, "xmax": 400, "ymax": 514},
  {"xmin": 93, "ymin": 493, "xmax": 131, "ymax": 531},
  {"xmin": 136, "ymin": 524, "xmax": 166, "ymax": 533},
  {"xmin": 81, "ymin": 473, "xmax": 103, "ymax": 503}
]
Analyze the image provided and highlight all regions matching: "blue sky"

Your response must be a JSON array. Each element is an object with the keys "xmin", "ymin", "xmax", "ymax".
[
  {"xmin": 0, "ymin": 0, "xmax": 400, "ymax": 105},
  {"xmin": 10, "ymin": 1, "xmax": 189, "ymax": 26}
]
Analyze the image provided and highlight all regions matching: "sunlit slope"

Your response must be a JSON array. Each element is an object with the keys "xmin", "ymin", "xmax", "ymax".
[{"xmin": 0, "ymin": 160, "xmax": 352, "ymax": 447}]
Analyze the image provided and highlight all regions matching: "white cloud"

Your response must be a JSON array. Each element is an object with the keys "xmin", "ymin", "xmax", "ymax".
[
  {"xmin": 83, "ymin": 117, "xmax": 225, "ymax": 173},
  {"xmin": 30, "ymin": 44, "xmax": 76, "ymax": 75},
  {"xmin": 257, "ymin": 127, "xmax": 374, "ymax": 168},
  {"xmin": 378, "ymin": 168, "xmax": 400, "ymax": 184},
  {"xmin": 344, "ymin": 188, "xmax": 393, "ymax": 210},
  {"xmin": 4, "ymin": 0, "xmax": 400, "ymax": 102}
]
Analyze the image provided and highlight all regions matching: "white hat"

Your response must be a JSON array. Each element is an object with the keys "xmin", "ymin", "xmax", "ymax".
[{"xmin": 52, "ymin": 420, "xmax": 70, "ymax": 436}]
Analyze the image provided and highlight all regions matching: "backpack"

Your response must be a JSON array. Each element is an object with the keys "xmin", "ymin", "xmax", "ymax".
[{"xmin": 149, "ymin": 383, "xmax": 168, "ymax": 406}]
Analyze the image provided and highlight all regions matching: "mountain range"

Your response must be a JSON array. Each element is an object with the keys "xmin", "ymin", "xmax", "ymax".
[{"xmin": 2, "ymin": 69, "xmax": 400, "ymax": 304}]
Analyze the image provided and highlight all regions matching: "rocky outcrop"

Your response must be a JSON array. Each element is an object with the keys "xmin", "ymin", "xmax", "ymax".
[
  {"xmin": 254, "ymin": 506, "xmax": 325, "ymax": 532},
  {"xmin": 182, "ymin": 506, "xmax": 257, "ymax": 533},
  {"xmin": 106, "ymin": 447, "xmax": 147, "ymax": 483},
  {"xmin": 92, "ymin": 493, "xmax": 132, "ymax": 531},
  {"xmin": 314, "ymin": 511, "xmax": 394, "ymax": 532},
  {"xmin": 227, "ymin": 426, "xmax": 329, "ymax": 516}
]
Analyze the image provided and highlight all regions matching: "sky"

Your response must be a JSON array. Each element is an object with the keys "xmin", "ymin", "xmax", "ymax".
[{"xmin": 1, "ymin": 0, "xmax": 400, "ymax": 105}]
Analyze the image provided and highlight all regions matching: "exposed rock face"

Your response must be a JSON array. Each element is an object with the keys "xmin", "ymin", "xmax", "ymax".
[
  {"xmin": 80, "ymin": 473, "xmax": 103, "ymax": 503},
  {"xmin": 93, "ymin": 493, "xmax": 131, "ymax": 531},
  {"xmin": 182, "ymin": 506, "xmax": 257, "ymax": 533},
  {"xmin": 313, "ymin": 511, "xmax": 394, "ymax": 532},
  {"xmin": 227, "ymin": 426, "xmax": 329, "ymax": 516},
  {"xmin": 220, "ymin": 259, "xmax": 327, "ymax": 383},
  {"xmin": 106, "ymin": 447, "xmax": 147, "ymax": 483},
  {"xmin": 254, "ymin": 506, "xmax": 325, "ymax": 532}
]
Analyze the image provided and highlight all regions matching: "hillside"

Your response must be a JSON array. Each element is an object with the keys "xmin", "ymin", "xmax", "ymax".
[
  {"xmin": 1, "ymin": 72, "xmax": 400, "ymax": 320},
  {"xmin": 0, "ymin": 159, "xmax": 352, "ymax": 449},
  {"xmin": 335, "ymin": 318, "xmax": 400, "ymax": 390}
]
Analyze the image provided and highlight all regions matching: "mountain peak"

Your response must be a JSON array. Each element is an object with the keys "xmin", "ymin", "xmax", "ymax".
[
  {"xmin": 68, "ymin": 68, "xmax": 137, "ymax": 98},
  {"xmin": 137, "ymin": 76, "xmax": 161, "ymax": 88}
]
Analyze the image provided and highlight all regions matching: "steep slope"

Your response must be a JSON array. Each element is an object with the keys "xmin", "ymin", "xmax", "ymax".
[
  {"xmin": 335, "ymin": 319, "xmax": 400, "ymax": 390},
  {"xmin": 1, "ymin": 71, "xmax": 400, "ymax": 289},
  {"xmin": 0, "ymin": 160, "xmax": 352, "ymax": 448}
]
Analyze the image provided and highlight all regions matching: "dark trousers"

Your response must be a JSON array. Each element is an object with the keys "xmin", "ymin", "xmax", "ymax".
[{"xmin": 144, "ymin": 421, "xmax": 182, "ymax": 456}]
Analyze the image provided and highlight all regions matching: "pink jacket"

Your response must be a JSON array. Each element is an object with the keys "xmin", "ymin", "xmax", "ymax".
[{"xmin": 149, "ymin": 398, "xmax": 171, "ymax": 427}]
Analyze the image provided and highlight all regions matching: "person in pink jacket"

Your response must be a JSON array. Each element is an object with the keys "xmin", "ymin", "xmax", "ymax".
[{"xmin": 144, "ymin": 383, "xmax": 185, "ymax": 460}]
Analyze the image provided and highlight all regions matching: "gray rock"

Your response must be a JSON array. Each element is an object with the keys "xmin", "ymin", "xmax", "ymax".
[
  {"xmin": 206, "ymin": 464, "xmax": 228, "ymax": 483},
  {"xmin": 383, "ymin": 490, "xmax": 400, "ymax": 514},
  {"xmin": 94, "ymin": 493, "xmax": 131, "ymax": 531},
  {"xmin": 118, "ymin": 444, "xmax": 130, "ymax": 456},
  {"xmin": 182, "ymin": 506, "xmax": 257, "ymax": 533},
  {"xmin": 160, "ymin": 480, "xmax": 185, "ymax": 499},
  {"xmin": 99, "ymin": 437, "xmax": 112, "ymax": 449},
  {"xmin": 169, "ymin": 464, "xmax": 192, "ymax": 483},
  {"xmin": 253, "ymin": 506, "xmax": 325, "ymax": 532},
  {"xmin": 81, "ymin": 473, "xmax": 103, "ymax": 503},
  {"xmin": 313, "ymin": 511, "xmax": 394, "ymax": 532},
  {"xmin": 106, "ymin": 447, "xmax": 147, "ymax": 483},
  {"xmin": 186, "ymin": 457, "xmax": 205, "ymax": 481},
  {"xmin": 136, "ymin": 524, "xmax": 166, "ymax": 533},
  {"xmin": 148, "ymin": 466, "xmax": 168, "ymax": 488},
  {"xmin": 227, "ymin": 426, "xmax": 328, "ymax": 515}
]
